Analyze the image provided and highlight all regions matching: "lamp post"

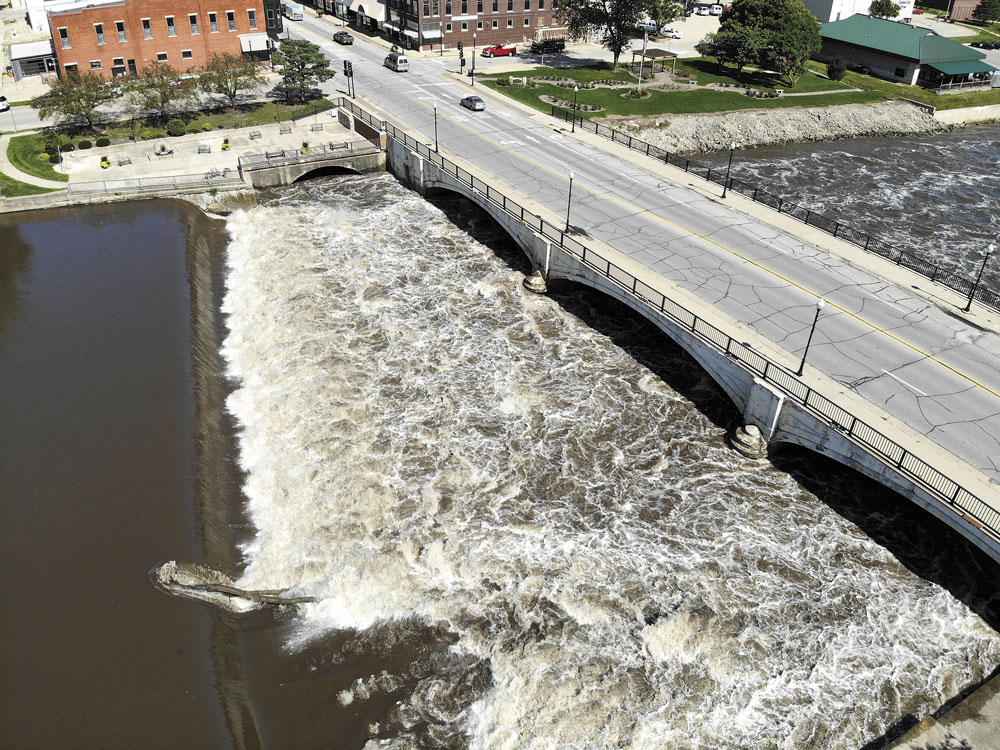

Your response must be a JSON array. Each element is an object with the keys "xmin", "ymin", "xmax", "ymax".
[
  {"xmin": 472, "ymin": 32, "xmax": 477, "ymax": 86},
  {"xmin": 721, "ymin": 140, "xmax": 736, "ymax": 198},
  {"xmin": 433, "ymin": 104, "xmax": 439, "ymax": 153},
  {"xmin": 571, "ymin": 85, "xmax": 579, "ymax": 132},
  {"xmin": 565, "ymin": 170, "xmax": 575, "ymax": 233},
  {"xmin": 964, "ymin": 243, "xmax": 995, "ymax": 312},
  {"xmin": 796, "ymin": 298, "xmax": 825, "ymax": 377}
]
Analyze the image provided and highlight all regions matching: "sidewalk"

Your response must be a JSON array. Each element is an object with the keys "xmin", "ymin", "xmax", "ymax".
[{"xmin": 0, "ymin": 133, "xmax": 67, "ymax": 189}]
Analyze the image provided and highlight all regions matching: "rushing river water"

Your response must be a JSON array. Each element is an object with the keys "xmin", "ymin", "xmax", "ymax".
[{"xmin": 2, "ymin": 125, "xmax": 999, "ymax": 750}]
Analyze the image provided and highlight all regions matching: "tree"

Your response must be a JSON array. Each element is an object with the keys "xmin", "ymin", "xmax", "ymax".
[
  {"xmin": 30, "ymin": 72, "xmax": 116, "ymax": 131},
  {"xmin": 199, "ymin": 53, "xmax": 265, "ymax": 108},
  {"xmin": 126, "ymin": 62, "xmax": 199, "ymax": 122},
  {"xmin": 868, "ymin": 0, "xmax": 901, "ymax": 18},
  {"xmin": 696, "ymin": 22, "xmax": 763, "ymax": 78},
  {"xmin": 973, "ymin": 0, "xmax": 1000, "ymax": 22},
  {"xmin": 271, "ymin": 39, "xmax": 335, "ymax": 103},
  {"xmin": 554, "ymin": 0, "xmax": 643, "ymax": 70},
  {"xmin": 724, "ymin": 0, "xmax": 821, "ymax": 87},
  {"xmin": 645, "ymin": 0, "xmax": 682, "ymax": 28},
  {"xmin": 827, "ymin": 55, "xmax": 847, "ymax": 80}
]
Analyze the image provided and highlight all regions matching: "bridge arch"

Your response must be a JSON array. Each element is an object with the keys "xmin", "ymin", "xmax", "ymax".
[{"xmin": 293, "ymin": 165, "xmax": 361, "ymax": 182}]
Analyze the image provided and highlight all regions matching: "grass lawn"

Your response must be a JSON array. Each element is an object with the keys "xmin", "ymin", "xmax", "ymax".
[
  {"xmin": 482, "ymin": 64, "xmax": 639, "ymax": 84},
  {"xmin": 0, "ymin": 172, "xmax": 58, "ymax": 197},
  {"xmin": 481, "ymin": 79, "xmax": 884, "ymax": 117},
  {"xmin": 805, "ymin": 63, "xmax": 1000, "ymax": 110},
  {"xmin": 673, "ymin": 58, "xmax": 853, "ymax": 92},
  {"xmin": 7, "ymin": 134, "xmax": 69, "ymax": 182}
]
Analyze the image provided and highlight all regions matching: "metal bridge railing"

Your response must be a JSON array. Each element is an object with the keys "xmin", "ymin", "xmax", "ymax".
[
  {"xmin": 238, "ymin": 139, "xmax": 379, "ymax": 170},
  {"xmin": 548, "ymin": 105, "xmax": 1000, "ymax": 315},
  {"xmin": 328, "ymin": 97, "xmax": 1000, "ymax": 544}
]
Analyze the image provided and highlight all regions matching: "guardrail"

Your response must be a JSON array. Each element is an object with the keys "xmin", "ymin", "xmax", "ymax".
[
  {"xmin": 67, "ymin": 170, "xmax": 244, "ymax": 196},
  {"xmin": 548, "ymin": 105, "xmax": 1000, "ymax": 315},
  {"xmin": 329, "ymin": 96, "xmax": 1000, "ymax": 545},
  {"xmin": 238, "ymin": 139, "xmax": 379, "ymax": 170}
]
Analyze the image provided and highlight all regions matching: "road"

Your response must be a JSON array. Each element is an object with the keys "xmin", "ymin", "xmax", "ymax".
[{"xmin": 304, "ymin": 16, "xmax": 1000, "ymax": 485}]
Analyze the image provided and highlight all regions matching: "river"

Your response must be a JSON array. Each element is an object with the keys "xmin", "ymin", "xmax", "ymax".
[{"xmin": 1, "ymin": 124, "xmax": 999, "ymax": 750}]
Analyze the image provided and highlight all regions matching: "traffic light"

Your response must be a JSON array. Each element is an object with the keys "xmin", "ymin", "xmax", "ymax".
[
  {"xmin": 458, "ymin": 41, "xmax": 464, "ymax": 53},
  {"xmin": 343, "ymin": 60, "xmax": 350, "ymax": 76}
]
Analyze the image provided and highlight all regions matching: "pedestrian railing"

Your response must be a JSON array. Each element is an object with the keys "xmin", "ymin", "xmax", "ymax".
[
  {"xmin": 67, "ymin": 170, "xmax": 244, "ymax": 196},
  {"xmin": 330, "ymin": 96, "xmax": 1000, "ymax": 545},
  {"xmin": 238, "ymin": 139, "xmax": 379, "ymax": 170},
  {"xmin": 548, "ymin": 105, "xmax": 1000, "ymax": 315}
]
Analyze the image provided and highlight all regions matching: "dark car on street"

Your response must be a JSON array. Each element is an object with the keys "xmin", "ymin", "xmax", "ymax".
[
  {"xmin": 530, "ymin": 38, "xmax": 565, "ymax": 54},
  {"xmin": 333, "ymin": 30, "xmax": 354, "ymax": 44}
]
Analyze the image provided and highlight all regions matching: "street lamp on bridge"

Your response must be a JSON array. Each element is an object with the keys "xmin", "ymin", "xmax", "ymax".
[
  {"xmin": 571, "ymin": 85, "xmax": 579, "ymax": 133},
  {"xmin": 472, "ymin": 33, "xmax": 477, "ymax": 87},
  {"xmin": 721, "ymin": 141, "xmax": 736, "ymax": 199},
  {"xmin": 433, "ymin": 104, "xmax": 439, "ymax": 153},
  {"xmin": 565, "ymin": 170, "xmax": 575, "ymax": 233},
  {"xmin": 963, "ymin": 243, "xmax": 995, "ymax": 313},
  {"xmin": 796, "ymin": 298, "xmax": 825, "ymax": 377}
]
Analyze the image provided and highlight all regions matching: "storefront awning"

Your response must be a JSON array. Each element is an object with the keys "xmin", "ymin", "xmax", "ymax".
[
  {"xmin": 927, "ymin": 60, "xmax": 997, "ymax": 75},
  {"xmin": 239, "ymin": 33, "xmax": 270, "ymax": 52},
  {"xmin": 403, "ymin": 28, "xmax": 418, "ymax": 39},
  {"xmin": 351, "ymin": 0, "xmax": 385, "ymax": 22}
]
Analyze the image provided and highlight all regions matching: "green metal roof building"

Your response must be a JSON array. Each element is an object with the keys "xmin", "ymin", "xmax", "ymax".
[{"xmin": 818, "ymin": 14, "xmax": 996, "ymax": 89}]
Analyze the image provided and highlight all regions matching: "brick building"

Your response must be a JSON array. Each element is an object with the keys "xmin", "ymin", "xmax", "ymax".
[{"xmin": 45, "ymin": 0, "xmax": 280, "ymax": 79}]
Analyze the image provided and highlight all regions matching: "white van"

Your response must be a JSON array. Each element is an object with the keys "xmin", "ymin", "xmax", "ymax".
[
  {"xmin": 710, "ymin": 4, "xmax": 724, "ymax": 15},
  {"xmin": 282, "ymin": 3, "xmax": 303, "ymax": 20},
  {"xmin": 384, "ymin": 52, "xmax": 409, "ymax": 72}
]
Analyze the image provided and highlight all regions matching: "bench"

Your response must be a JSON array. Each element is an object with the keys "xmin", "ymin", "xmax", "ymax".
[
  {"xmin": 265, "ymin": 150, "xmax": 284, "ymax": 159},
  {"xmin": 117, "ymin": 154, "xmax": 132, "ymax": 166},
  {"xmin": 311, "ymin": 123, "xmax": 323, "ymax": 132},
  {"xmin": 328, "ymin": 141, "xmax": 348, "ymax": 150},
  {"xmin": 279, "ymin": 124, "xmax": 292, "ymax": 134},
  {"xmin": 198, "ymin": 144, "xmax": 211, "ymax": 154},
  {"xmin": 249, "ymin": 130, "xmax": 262, "ymax": 140}
]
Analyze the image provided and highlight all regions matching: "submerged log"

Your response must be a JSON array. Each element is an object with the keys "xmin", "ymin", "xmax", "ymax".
[{"xmin": 153, "ymin": 561, "xmax": 315, "ymax": 612}]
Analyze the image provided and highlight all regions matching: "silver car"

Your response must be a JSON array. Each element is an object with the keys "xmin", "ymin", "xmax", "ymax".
[{"xmin": 460, "ymin": 95, "xmax": 485, "ymax": 111}]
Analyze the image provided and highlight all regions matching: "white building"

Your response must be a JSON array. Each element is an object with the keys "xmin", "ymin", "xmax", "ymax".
[
  {"xmin": 24, "ymin": 0, "xmax": 49, "ymax": 32},
  {"xmin": 803, "ymin": 0, "xmax": 914, "ymax": 22}
]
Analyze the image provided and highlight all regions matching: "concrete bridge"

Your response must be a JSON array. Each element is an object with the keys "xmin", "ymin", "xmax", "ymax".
[
  {"xmin": 237, "ymin": 134, "xmax": 385, "ymax": 188},
  {"xmin": 355, "ymin": 108, "xmax": 1000, "ymax": 564}
]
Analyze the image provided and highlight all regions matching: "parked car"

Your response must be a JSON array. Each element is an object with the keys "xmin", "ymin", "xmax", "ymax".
[
  {"xmin": 333, "ymin": 31, "xmax": 354, "ymax": 44},
  {"xmin": 660, "ymin": 27, "xmax": 682, "ymax": 39},
  {"xmin": 384, "ymin": 52, "xmax": 409, "ymax": 71},
  {"xmin": 637, "ymin": 20, "xmax": 659, "ymax": 33},
  {"xmin": 710, "ymin": 4, "xmax": 723, "ymax": 15},
  {"xmin": 482, "ymin": 43, "xmax": 517, "ymax": 57},
  {"xmin": 460, "ymin": 95, "xmax": 485, "ymax": 111},
  {"xmin": 696, "ymin": 6, "xmax": 710, "ymax": 15},
  {"xmin": 0, "ymin": 95, "xmax": 8, "ymax": 113},
  {"xmin": 530, "ymin": 38, "xmax": 565, "ymax": 53},
  {"xmin": 685, "ymin": 7, "xmax": 693, "ymax": 15},
  {"xmin": 987, "ymin": 41, "xmax": 1000, "ymax": 50},
  {"xmin": 912, "ymin": 8, "xmax": 924, "ymax": 13}
]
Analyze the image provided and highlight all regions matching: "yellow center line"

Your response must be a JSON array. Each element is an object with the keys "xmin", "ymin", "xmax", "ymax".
[{"xmin": 400, "ymin": 88, "xmax": 1000, "ymax": 402}]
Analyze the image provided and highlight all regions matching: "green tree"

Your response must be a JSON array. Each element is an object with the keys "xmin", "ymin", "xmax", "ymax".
[
  {"xmin": 30, "ymin": 72, "xmax": 116, "ymax": 131},
  {"xmin": 725, "ymin": 0, "xmax": 821, "ymax": 87},
  {"xmin": 645, "ymin": 0, "xmax": 682, "ymax": 28},
  {"xmin": 554, "ymin": 0, "xmax": 643, "ymax": 70},
  {"xmin": 696, "ymin": 22, "xmax": 763, "ymax": 78},
  {"xmin": 126, "ymin": 62, "xmax": 199, "ymax": 122},
  {"xmin": 827, "ymin": 55, "xmax": 847, "ymax": 80},
  {"xmin": 199, "ymin": 52, "xmax": 265, "ymax": 108},
  {"xmin": 973, "ymin": 0, "xmax": 1000, "ymax": 22},
  {"xmin": 868, "ymin": 0, "xmax": 901, "ymax": 18},
  {"xmin": 271, "ymin": 39, "xmax": 335, "ymax": 103}
]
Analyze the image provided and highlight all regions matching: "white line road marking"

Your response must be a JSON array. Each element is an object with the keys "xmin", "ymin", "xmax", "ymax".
[{"xmin": 882, "ymin": 369, "xmax": 928, "ymax": 396}]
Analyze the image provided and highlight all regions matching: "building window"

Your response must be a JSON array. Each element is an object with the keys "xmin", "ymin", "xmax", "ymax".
[
  {"xmin": 477, "ymin": 0, "xmax": 482, "ymax": 10},
  {"xmin": 95, "ymin": 23, "xmax": 106, "ymax": 45},
  {"xmin": 189, "ymin": 14, "xmax": 199, "ymax": 33},
  {"xmin": 461, "ymin": 0, "xmax": 467, "ymax": 13},
  {"xmin": 477, "ymin": 20, "xmax": 483, "ymax": 28},
  {"xmin": 115, "ymin": 20, "xmax": 126, "ymax": 42},
  {"xmin": 142, "ymin": 18, "xmax": 152, "ymax": 39},
  {"xmin": 523, "ymin": 0, "xmax": 529, "ymax": 8},
  {"xmin": 248, "ymin": 9, "xmax": 257, "ymax": 29},
  {"xmin": 65, "ymin": 63, "xmax": 78, "ymax": 73},
  {"xmin": 492, "ymin": 0, "xmax": 498, "ymax": 10},
  {"xmin": 433, "ymin": 0, "xmax": 439, "ymax": 13},
  {"xmin": 895, "ymin": 67, "xmax": 905, "ymax": 77},
  {"xmin": 491, "ymin": 18, "xmax": 497, "ymax": 27},
  {"xmin": 90, "ymin": 59, "xmax": 102, "ymax": 69},
  {"xmin": 166, "ymin": 16, "xmax": 177, "ymax": 36},
  {"xmin": 182, "ymin": 49, "xmax": 193, "ymax": 59},
  {"xmin": 523, "ymin": 15, "xmax": 529, "ymax": 24},
  {"xmin": 227, "ymin": 10, "xmax": 236, "ymax": 31},
  {"xmin": 506, "ymin": 16, "xmax": 512, "ymax": 25},
  {"xmin": 58, "ymin": 27, "xmax": 70, "ymax": 49},
  {"xmin": 113, "ymin": 56, "xmax": 124, "ymax": 66},
  {"xmin": 445, "ymin": 0, "xmax": 451, "ymax": 14},
  {"xmin": 209, "ymin": 12, "xmax": 219, "ymax": 32},
  {"xmin": 423, "ymin": 0, "xmax": 429, "ymax": 14},
  {"xmin": 157, "ymin": 51, "xmax": 168, "ymax": 61},
  {"xmin": 461, "ymin": 21, "xmax": 467, "ymax": 29},
  {"xmin": 537, "ymin": 15, "xmax": 543, "ymax": 24},
  {"xmin": 538, "ymin": 0, "xmax": 543, "ymax": 7},
  {"xmin": 507, "ymin": 0, "xmax": 513, "ymax": 10},
  {"xmin": 445, "ymin": 22, "xmax": 451, "ymax": 31}
]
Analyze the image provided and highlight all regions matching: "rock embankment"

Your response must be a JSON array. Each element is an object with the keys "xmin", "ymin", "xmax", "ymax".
[{"xmin": 612, "ymin": 100, "xmax": 946, "ymax": 154}]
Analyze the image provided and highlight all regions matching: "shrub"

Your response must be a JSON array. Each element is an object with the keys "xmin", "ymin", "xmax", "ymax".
[
  {"xmin": 78, "ymin": 140, "xmax": 93, "ymax": 149},
  {"xmin": 96, "ymin": 137, "xmax": 111, "ymax": 147},
  {"xmin": 496, "ymin": 76, "xmax": 511, "ymax": 87},
  {"xmin": 166, "ymin": 118, "xmax": 186, "ymax": 137},
  {"xmin": 48, "ymin": 153, "xmax": 60, "ymax": 163},
  {"xmin": 828, "ymin": 56, "xmax": 847, "ymax": 81},
  {"xmin": 202, "ymin": 123, "xmax": 214, "ymax": 132},
  {"xmin": 59, "ymin": 143, "xmax": 74, "ymax": 152}
]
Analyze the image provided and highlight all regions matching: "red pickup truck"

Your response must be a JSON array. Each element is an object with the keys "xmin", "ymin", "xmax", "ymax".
[{"xmin": 482, "ymin": 43, "xmax": 517, "ymax": 57}]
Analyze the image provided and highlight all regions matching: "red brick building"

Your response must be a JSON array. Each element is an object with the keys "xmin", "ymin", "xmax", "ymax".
[{"xmin": 46, "ymin": 0, "xmax": 270, "ymax": 79}]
